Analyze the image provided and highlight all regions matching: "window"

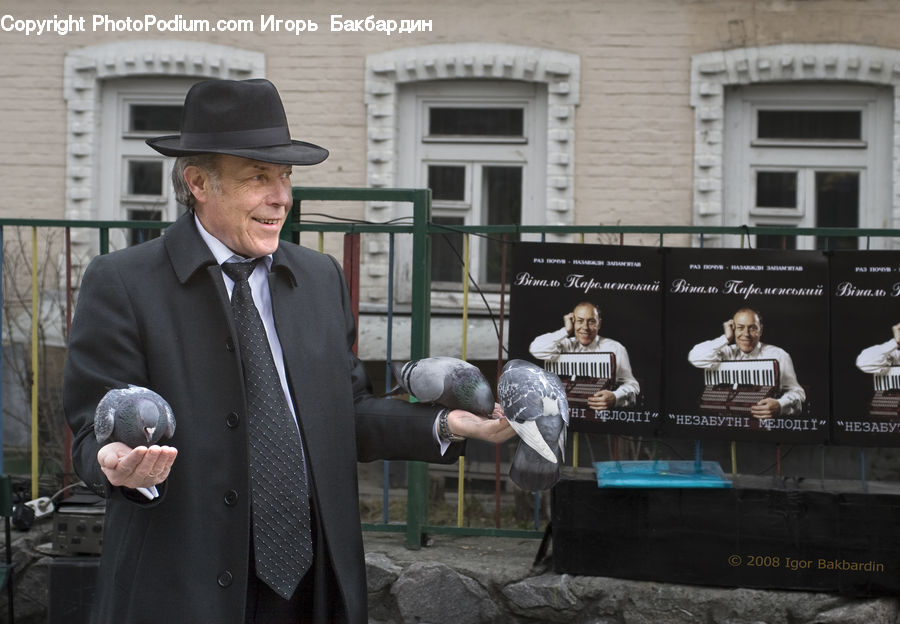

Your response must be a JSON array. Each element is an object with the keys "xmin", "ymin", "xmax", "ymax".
[
  {"xmin": 99, "ymin": 78, "xmax": 198, "ymax": 249},
  {"xmin": 398, "ymin": 81, "xmax": 546, "ymax": 289},
  {"xmin": 364, "ymin": 44, "xmax": 578, "ymax": 314},
  {"xmin": 724, "ymin": 83, "xmax": 892, "ymax": 250},
  {"xmin": 65, "ymin": 42, "xmax": 264, "ymax": 259}
]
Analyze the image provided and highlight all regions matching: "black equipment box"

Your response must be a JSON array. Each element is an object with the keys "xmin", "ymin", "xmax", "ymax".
[
  {"xmin": 53, "ymin": 492, "xmax": 105, "ymax": 555},
  {"xmin": 48, "ymin": 557, "xmax": 99, "ymax": 624},
  {"xmin": 552, "ymin": 478, "xmax": 900, "ymax": 596}
]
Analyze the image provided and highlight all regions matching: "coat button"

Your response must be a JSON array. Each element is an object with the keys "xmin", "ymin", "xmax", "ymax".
[
  {"xmin": 224, "ymin": 490, "xmax": 238, "ymax": 506},
  {"xmin": 225, "ymin": 412, "xmax": 240, "ymax": 428},
  {"xmin": 225, "ymin": 337, "xmax": 235, "ymax": 352},
  {"xmin": 217, "ymin": 571, "xmax": 233, "ymax": 587}
]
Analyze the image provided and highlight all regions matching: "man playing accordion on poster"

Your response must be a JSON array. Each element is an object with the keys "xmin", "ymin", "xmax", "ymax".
[
  {"xmin": 855, "ymin": 322, "xmax": 900, "ymax": 418},
  {"xmin": 688, "ymin": 307, "xmax": 805, "ymax": 419},
  {"xmin": 528, "ymin": 301, "xmax": 640, "ymax": 411}
]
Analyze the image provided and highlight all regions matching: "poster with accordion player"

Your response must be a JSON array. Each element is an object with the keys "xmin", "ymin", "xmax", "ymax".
[
  {"xmin": 830, "ymin": 250, "xmax": 900, "ymax": 446},
  {"xmin": 507, "ymin": 242, "xmax": 663, "ymax": 438},
  {"xmin": 662, "ymin": 248, "xmax": 829, "ymax": 443}
]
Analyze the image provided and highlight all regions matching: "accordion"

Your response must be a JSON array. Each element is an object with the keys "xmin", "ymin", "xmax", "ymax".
[
  {"xmin": 698, "ymin": 359, "xmax": 780, "ymax": 416},
  {"xmin": 544, "ymin": 353, "xmax": 616, "ymax": 415},
  {"xmin": 868, "ymin": 366, "xmax": 900, "ymax": 418}
]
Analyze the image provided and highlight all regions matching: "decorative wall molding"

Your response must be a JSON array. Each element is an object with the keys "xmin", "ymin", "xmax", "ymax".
[
  {"xmin": 365, "ymin": 42, "xmax": 580, "ymax": 225},
  {"xmin": 63, "ymin": 41, "xmax": 264, "ymax": 222},
  {"xmin": 691, "ymin": 44, "xmax": 900, "ymax": 231}
]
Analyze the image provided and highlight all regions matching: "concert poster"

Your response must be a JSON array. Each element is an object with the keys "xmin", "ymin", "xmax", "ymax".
[
  {"xmin": 662, "ymin": 248, "xmax": 829, "ymax": 443},
  {"xmin": 830, "ymin": 250, "xmax": 900, "ymax": 446},
  {"xmin": 507, "ymin": 242, "xmax": 663, "ymax": 437}
]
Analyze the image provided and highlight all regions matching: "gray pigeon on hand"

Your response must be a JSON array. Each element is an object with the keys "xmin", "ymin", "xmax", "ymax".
[
  {"xmin": 391, "ymin": 356, "xmax": 495, "ymax": 416},
  {"xmin": 498, "ymin": 359, "xmax": 569, "ymax": 491},
  {"xmin": 94, "ymin": 385, "xmax": 176, "ymax": 448}
]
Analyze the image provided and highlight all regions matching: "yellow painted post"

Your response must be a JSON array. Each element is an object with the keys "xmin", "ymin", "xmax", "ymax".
[
  {"xmin": 31, "ymin": 227, "xmax": 39, "ymax": 500},
  {"xmin": 318, "ymin": 231, "xmax": 325, "ymax": 253},
  {"xmin": 457, "ymin": 233, "xmax": 470, "ymax": 527}
]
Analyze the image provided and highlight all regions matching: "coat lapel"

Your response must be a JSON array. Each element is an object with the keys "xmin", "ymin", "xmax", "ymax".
[{"xmin": 163, "ymin": 212, "xmax": 219, "ymax": 284}]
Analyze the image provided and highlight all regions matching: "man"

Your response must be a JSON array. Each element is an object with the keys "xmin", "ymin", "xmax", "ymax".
[
  {"xmin": 688, "ymin": 307, "xmax": 805, "ymax": 418},
  {"xmin": 63, "ymin": 79, "xmax": 513, "ymax": 624},
  {"xmin": 528, "ymin": 301, "xmax": 640, "ymax": 409},
  {"xmin": 855, "ymin": 322, "xmax": 900, "ymax": 374}
]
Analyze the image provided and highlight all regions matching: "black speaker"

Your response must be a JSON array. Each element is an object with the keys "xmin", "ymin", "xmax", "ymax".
[{"xmin": 48, "ymin": 557, "xmax": 99, "ymax": 624}]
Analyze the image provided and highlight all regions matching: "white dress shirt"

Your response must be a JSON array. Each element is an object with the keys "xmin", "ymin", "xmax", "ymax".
[
  {"xmin": 855, "ymin": 339, "xmax": 900, "ymax": 374},
  {"xmin": 195, "ymin": 215, "xmax": 297, "ymax": 418}
]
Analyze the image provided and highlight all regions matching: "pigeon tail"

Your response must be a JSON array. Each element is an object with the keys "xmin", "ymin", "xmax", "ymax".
[{"xmin": 507, "ymin": 418, "xmax": 557, "ymax": 464}]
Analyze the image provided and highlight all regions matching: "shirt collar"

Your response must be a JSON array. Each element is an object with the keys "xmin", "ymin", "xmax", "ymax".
[
  {"xmin": 736, "ymin": 343, "xmax": 763, "ymax": 359},
  {"xmin": 194, "ymin": 214, "xmax": 273, "ymax": 270}
]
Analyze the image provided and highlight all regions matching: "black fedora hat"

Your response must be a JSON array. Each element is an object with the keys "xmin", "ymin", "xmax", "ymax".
[{"xmin": 146, "ymin": 79, "xmax": 328, "ymax": 166}]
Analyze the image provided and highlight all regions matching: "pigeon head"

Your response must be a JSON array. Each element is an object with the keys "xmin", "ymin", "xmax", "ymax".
[{"xmin": 136, "ymin": 398, "xmax": 162, "ymax": 444}]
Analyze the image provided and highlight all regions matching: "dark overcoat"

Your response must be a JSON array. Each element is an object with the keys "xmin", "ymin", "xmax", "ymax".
[{"xmin": 63, "ymin": 213, "xmax": 459, "ymax": 623}]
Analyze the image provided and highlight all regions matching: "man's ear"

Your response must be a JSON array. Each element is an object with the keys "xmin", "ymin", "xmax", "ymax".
[{"xmin": 183, "ymin": 165, "xmax": 211, "ymax": 205}]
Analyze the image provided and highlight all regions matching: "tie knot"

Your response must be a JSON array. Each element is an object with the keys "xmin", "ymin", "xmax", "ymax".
[{"xmin": 222, "ymin": 259, "xmax": 259, "ymax": 284}]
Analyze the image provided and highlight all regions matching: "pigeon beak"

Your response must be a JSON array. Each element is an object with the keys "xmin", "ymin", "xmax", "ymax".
[
  {"xmin": 144, "ymin": 426, "xmax": 156, "ymax": 442},
  {"xmin": 507, "ymin": 419, "xmax": 558, "ymax": 464}
]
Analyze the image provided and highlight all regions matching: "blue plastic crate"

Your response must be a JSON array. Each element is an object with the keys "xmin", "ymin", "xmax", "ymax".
[{"xmin": 594, "ymin": 460, "xmax": 732, "ymax": 488}]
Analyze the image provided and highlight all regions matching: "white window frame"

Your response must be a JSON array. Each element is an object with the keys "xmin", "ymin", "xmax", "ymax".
[
  {"xmin": 364, "ymin": 43, "xmax": 580, "ymax": 306},
  {"xmin": 691, "ymin": 44, "xmax": 900, "ymax": 249},
  {"xmin": 99, "ymin": 78, "xmax": 198, "ymax": 250},
  {"xmin": 400, "ymin": 81, "xmax": 543, "ymax": 289},
  {"xmin": 724, "ymin": 82, "xmax": 890, "ymax": 249},
  {"xmin": 64, "ymin": 41, "xmax": 264, "ymax": 258}
]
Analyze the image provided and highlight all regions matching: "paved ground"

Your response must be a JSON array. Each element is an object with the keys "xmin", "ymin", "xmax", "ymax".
[{"xmin": 364, "ymin": 530, "xmax": 545, "ymax": 586}]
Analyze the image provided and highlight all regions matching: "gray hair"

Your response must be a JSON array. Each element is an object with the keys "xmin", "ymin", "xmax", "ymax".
[{"xmin": 171, "ymin": 154, "xmax": 222, "ymax": 209}]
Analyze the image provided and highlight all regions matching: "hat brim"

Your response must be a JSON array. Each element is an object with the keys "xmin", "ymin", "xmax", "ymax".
[{"xmin": 146, "ymin": 136, "xmax": 329, "ymax": 166}]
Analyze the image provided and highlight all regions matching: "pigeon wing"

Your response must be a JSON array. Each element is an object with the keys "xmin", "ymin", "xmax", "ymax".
[
  {"xmin": 162, "ymin": 401, "xmax": 176, "ymax": 439},
  {"xmin": 499, "ymin": 361, "xmax": 560, "ymax": 463},
  {"xmin": 400, "ymin": 359, "xmax": 445, "ymax": 403},
  {"xmin": 93, "ymin": 389, "xmax": 120, "ymax": 443},
  {"xmin": 445, "ymin": 363, "xmax": 495, "ymax": 415}
]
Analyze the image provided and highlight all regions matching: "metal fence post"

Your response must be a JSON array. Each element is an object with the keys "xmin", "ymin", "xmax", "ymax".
[{"xmin": 406, "ymin": 188, "xmax": 432, "ymax": 549}]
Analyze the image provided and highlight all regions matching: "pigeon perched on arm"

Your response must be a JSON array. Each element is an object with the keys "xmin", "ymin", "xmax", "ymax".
[
  {"xmin": 390, "ymin": 356, "xmax": 495, "ymax": 416},
  {"xmin": 498, "ymin": 359, "xmax": 569, "ymax": 491},
  {"xmin": 94, "ymin": 385, "xmax": 176, "ymax": 499}
]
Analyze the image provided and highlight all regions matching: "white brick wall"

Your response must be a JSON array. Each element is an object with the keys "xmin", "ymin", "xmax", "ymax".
[
  {"xmin": 1, "ymin": 0, "xmax": 898, "ymax": 224},
  {"xmin": 3, "ymin": 0, "xmax": 900, "ymax": 334}
]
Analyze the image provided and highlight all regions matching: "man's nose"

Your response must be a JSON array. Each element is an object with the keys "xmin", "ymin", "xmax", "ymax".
[{"xmin": 268, "ymin": 180, "xmax": 291, "ymax": 207}]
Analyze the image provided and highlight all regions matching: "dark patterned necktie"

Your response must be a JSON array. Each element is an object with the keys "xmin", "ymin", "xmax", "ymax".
[{"xmin": 221, "ymin": 260, "xmax": 312, "ymax": 600}]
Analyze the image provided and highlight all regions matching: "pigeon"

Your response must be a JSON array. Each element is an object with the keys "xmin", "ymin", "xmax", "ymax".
[
  {"xmin": 94, "ymin": 385, "xmax": 176, "ymax": 448},
  {"xmin": 94, "ymin": 385, "xmax": 176, "ymax": 500},
  {"xmin": 498, "ymin": 359, "xmax": 569, "ymax": 491},
  {"xmin": 390, "ymin": 356, "xmax": 495, "ymax": 416}
]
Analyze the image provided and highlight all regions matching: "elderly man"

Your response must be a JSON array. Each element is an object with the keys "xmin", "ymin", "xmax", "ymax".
[
  {"xmin": 63, "ymin": 79, "xmax": 512, "ymax": 624},
  {"xmin": 528, "ymin": 301, "xmax": 640, "ymax": 409},
  {"xmin": 688, "ymin": 307, "xmax": 806, "ymax": 418}
]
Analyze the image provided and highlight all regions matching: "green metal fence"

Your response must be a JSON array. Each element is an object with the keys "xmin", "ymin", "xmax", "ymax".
[{"xmin": 1, "ymin": 186, "xmax": 899, "ymax": 549}]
